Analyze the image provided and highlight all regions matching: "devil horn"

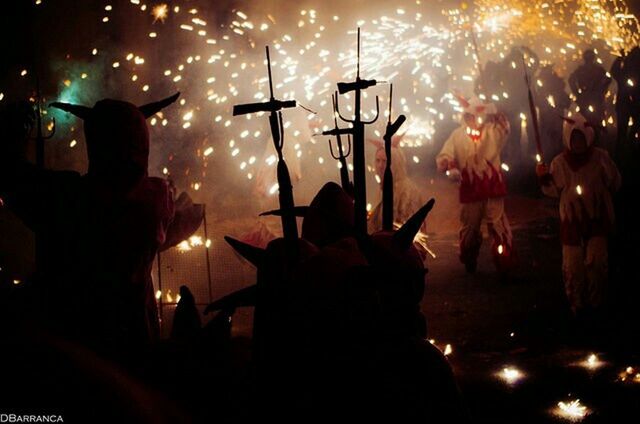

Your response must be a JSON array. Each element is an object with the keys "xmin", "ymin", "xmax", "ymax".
[
  {"xmin": 452, "ymin": 91, "xmax": 470, "ymax": 109},
  {"xmin": 560, "ymin": 116, "xmax": 576, "ymax": 125},
  {"xmin": 393, "ymin": 198, "xmax": 435, "ymax": 249},
  {"xmin": 138, "ymin": 92, "xmax": 180, "ymax": 118},
  {"xmin": 224, "ymin": 236, "xmax": 265, "ymax": 268},
  {"xmin": 259, "ymin": 206, "xmax": 309, "ymax": 217},
  {"xmin": 204, "ymin": 284, "xmax": 257, "ymax": 314},
  {"xmin": 49, "ymin": 102, "xmax": 92, "ymax": 120}
]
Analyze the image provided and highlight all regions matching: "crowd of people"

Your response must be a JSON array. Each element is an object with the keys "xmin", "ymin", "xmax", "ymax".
[{"xmin": 0, "ymin": 43, "xmax": 639, "ymax": 421}]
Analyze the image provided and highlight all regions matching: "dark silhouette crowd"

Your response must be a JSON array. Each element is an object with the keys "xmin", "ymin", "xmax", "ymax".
[{"xmin": 1, "ymin": 40, "xmax": 640, "ymax": 423}]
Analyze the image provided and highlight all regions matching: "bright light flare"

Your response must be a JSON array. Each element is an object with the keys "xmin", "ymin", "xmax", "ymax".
[
  {"xmin": 497, "ymin": 366, "xmax": 524, "ymax": 385},
  {"xmin": 580, "ymin": 353, "xmax": 604, "ymax": 371},
  {"xmin": 555, "ymin": 399, "xmax": 589, "ymax": 421},
  {"xmin": 152, "ymin": 4, "xmax": 169, "ymax": 23}
]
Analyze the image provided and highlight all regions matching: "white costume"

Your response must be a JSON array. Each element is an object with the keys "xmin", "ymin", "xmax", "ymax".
[
  {"xmin": 436, "ymin": 96, "xmax": 512, "ymax": 272},
  {"xmin": 540, "ymin": 113, "xmax": 621, "ymax": 312},
  {"xmin": 369, "ymin": 145, "xmax": 427, "ymax": 244}
]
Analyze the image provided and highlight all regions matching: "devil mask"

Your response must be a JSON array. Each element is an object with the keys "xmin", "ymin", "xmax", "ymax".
[
  {"xmin": 561, "ymin": 113, "xmax": 595, "ymax": 150},
  {"xmin": 50, "ymin": 93, "xmax": 179, "ymax": 179}
]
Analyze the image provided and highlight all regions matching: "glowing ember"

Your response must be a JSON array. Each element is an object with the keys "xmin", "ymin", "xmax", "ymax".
[
  {"xmin": 188, "ymin": 235, "xmax": 203, "ymax": 246},
  {"xmin": 443, "ymin": 344, "xmax": 453, "ymax": 356},
  {"xmin": 555, "ymin": 399, "xmax": 589, "ymax": 421},
  {"xmin": 176, "ymin": 240, "xmax": 192, "ymax": 252},
  {"xmin": 152, "ymin": 4, "xmax": 169, "ymax": 23},
  {"xmin": 618, "ymin": 366, "xmax": 640, "ymax": 383},
  {"xmin": 498, "ymin": 366, "xmax": 524, "ymax": 385},
  {"xmin": 581, "ymin": 353, "xmax": 604, "ymax": 371}
]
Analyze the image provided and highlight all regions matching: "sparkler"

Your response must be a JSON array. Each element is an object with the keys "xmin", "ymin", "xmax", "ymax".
[{"xmin": 26, "ymin": 0, "xmax": 639, "ymax": 203}]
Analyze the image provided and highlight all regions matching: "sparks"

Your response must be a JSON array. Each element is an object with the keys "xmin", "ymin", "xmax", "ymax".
[
  {"xmin": 581, "ymin": 353, "xmax": 604, "ymax": 371},
  {"xmin": 555, "ymin": 399, "xmax": 589, "ymax": 421},
  {"xmin": 498, "ymin": 366, "xmax": 524, "ymax": 385},
  {"xmin": 152, "ymin": 4, "xmax": 169, "ymax": 23}
]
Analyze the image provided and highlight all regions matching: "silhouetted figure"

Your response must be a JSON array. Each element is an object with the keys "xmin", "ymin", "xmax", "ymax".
[
  {"xmin": 535, "ymin": 65, "xmax": 571, "ymax": 159},
  {"xmin": 171, "ymin": 285, "xmax": 201, "ymax": 340},
  {"xmin": 569, "ymin": 49, "xmax": 611, "ymax": 127},
  {"xmin": 536, "ymin": 113, "xmax": 621, "ymax": 320},
  {"xmin": 474, "ymin": 60, "xmax": 500, "ymax": 100},
  {"xmin": 0, "ymin": 94, "xmax": 201, "ymax": 358},
  {"xmin": 611, "ymin": 47, "xmax": 640, "ymax": 157},
  {"xmin": 437, "ymin": 96, "xmax": 513, "ymax": 277},
  {"xmin": 498, "ymin": 46, "xmax": 539, "ymax": 167},
  {"xmin": 368, "ymin": 138, "xmax": 429, "ymax": 257},
  {"xmin": 209, "ymin": 182, "xmax": 467, "ymax": 421}
]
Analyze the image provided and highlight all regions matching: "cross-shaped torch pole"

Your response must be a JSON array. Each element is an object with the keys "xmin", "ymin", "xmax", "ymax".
[
  {"xmin": 233, "ymin": 46, "xmax": 299, "ymax": 243},
  {"xmin": 334, "ymin": 27, "xmax": 380, "ymax": 238}
]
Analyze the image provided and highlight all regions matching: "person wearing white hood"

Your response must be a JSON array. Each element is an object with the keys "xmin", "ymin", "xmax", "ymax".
[
  {"xmin": 436, "ymin": 95, "xmax": 512, "ymax": 275},
  {"xmin": 536, "ymin": 113, "xmax": 621, "ymax": 316}
]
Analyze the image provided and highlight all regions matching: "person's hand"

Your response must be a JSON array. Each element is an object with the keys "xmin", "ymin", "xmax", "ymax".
[
  {"xmin": 495, "ymin": 113, "xmax": 509, "ymax": 130},
  {"xmin": 446, "ymin": 168, "xmax": 462, "ymax": 182},
  {"xmin": 437, "ymin": 157, "xmax": 449, "ymax": 172},
  {"xmin": 535, "ymin": 163, "xmax": 548, "ymax": 177}
]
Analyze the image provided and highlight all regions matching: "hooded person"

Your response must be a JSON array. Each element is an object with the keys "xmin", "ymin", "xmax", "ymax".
[
  {"xmin": 368, "ymin": 135, "xmax": 428, "ymax": 245},
  {"xmin": 568, "ymin": 49, "xmax": 611, "ymax": 127},
  {"xmin": 0, "ymin": 93, "xmax": 202, "ymax": 358},
  {"xmin": 535, "ymin": 64, "xmax": 571, "ymax": 159},
  {"xmin": 436, "ymin": 95, "xmax": 513, "ymax": 275},
  {"xmin": 536, "ymin": 113, "xmax": 621, "ymax": 317}
]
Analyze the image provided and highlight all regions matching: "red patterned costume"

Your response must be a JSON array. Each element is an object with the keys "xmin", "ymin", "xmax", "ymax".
[
  {"xmin": 436, "ymin": 96, "xmax": 513, "ymax": 273},
  {"xmin": 539, "ymin": 113, "xmax": 621, "ymax": 314}
]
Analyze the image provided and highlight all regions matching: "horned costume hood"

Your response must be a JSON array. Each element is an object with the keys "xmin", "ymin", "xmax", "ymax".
[
  {"xmin": 50, "ymin": 93, "xmax": 179, "ymax": 178},
  {"xmin": 456, "ymin": 94, "xmax": 497, "ymax": 124},
  {"xmin": 562, "ymin": 113, "xmax": 595, "ymax": 149}
]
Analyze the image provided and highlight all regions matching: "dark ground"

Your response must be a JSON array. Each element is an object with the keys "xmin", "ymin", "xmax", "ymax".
[
  {"xmin": 422, "ymin": 194, "xmax": 640, "ymax": 423},
  {"xmin": 203, "ymin": 178, "xmax": 640, "ymax": 423}
]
